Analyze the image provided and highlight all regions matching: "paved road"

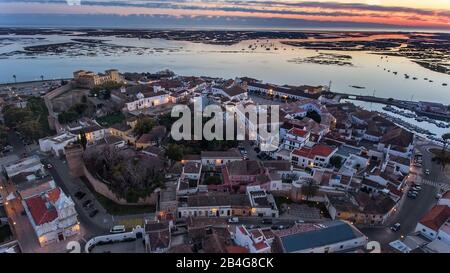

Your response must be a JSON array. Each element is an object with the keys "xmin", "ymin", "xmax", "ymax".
[
  {"xmin": 43, "ymin": 157, "xmax": 110, "ymax": 237},
  {"xmin": 361, "ymin": 141, "xmax": 447, "ymax": 251},
  {"xmin": 6, "ymin": 131, "xmax": 109, "ymax": 238}
]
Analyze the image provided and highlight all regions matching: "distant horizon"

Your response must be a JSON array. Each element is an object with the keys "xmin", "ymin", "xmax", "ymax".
[
  {"xmin": 1, "ymin": 25, "xmax": 449, "ymax": 34},
  {"xmin": 1, "ymin": 1, "xmax": 449, "ymax": 32}
]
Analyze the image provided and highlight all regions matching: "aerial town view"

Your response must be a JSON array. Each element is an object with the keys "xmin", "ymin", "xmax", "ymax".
[{"xmin": 0, "ymin": 0, "xmax": 449, "ymax": 263}]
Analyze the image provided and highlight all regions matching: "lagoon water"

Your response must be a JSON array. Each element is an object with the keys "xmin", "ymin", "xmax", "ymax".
[{"xmin": 0, "ymin": 34, "xmax": 449, "ymax": 104}]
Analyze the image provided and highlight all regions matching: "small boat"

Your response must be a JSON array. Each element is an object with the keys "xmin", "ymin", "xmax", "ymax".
[
  {"xmin": 443, "ymin": 83, "xmax": 448, "ymax": 86},
  {"xmin": 413, "ymin": 77, "xmax": 417, "ymax": 80},
  {"xmin": 393, "ymin": 72, "xmax": 398, "ymax": 75}
]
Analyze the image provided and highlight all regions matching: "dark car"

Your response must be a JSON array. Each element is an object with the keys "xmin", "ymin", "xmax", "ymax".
[
  {"xmin": 262, "ymin": 218, "xmax": 273, "ymax": 224},
  {"xmin": 75, "ymin": 191, "xmax": 86, "ymax": 200},
  {"xmin": 390, "ymin": 223, "xmax": 401, "ymax": 232},
  {"xmin": 254, "ymin": 147, "xmax": 261, "ymax": 153},
  {"xmin": 89, "ymin": 209, "xmax": 99, "ymax": 218},
  {"xmin": 82, "ymin": 200, "xmax": 93, "ymax": 208},
  {"xmin": 407, "ymin": 192, "xmax": 417, "ymax": 199}
]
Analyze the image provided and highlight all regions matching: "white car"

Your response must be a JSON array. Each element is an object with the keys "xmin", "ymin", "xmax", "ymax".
[
  {"xmin": 424, "ymin": 169, "xmax": 430, "ymax": 175},
  {"xmin": 228, "ymin": 217, "xmax": 239, "ymax": 223},
  {"xmin": 110, "ymin": 225, "xmax": 126, "ymax": 234}
]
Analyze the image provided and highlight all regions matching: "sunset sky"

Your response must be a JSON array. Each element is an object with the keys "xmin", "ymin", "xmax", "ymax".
[{"xmin": 1, "ymin": 0, "xmax": 449, "ymax": 30}]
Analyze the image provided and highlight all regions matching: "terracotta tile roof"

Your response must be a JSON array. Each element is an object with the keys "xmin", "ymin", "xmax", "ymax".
[
  {"xmin": 225, "ymin": 246, "xmax": 249, "ymax": 253},
  {"xmin": 419, "ymin": 205, "xmax": 450, "ymax": 231},
  {"xmin": 25, "ymin": 195, "xmax": 58, "ymax": 225},
  {"xmin": 292, "ymin": 144, "xmax": 336, "ymax": 159},
  {"xmin": 380, "ymin": 128, "xmax": 413, "ymax": 148},
  {"xmin": 250, "ymin": 229, "xmax": 263, "ymax": 239},
  {"xmin": 46, "ymin": 187, "xmax": 61, "ymax": 203},
  {"xmin": 288, "ymin": 128, "xmax": 309, "ymax": 138},
  {"xmin": 136, "ymin": 133, "xmax": 152, "ymax": 144},
  {"xmin": 253, "ymin": 241, "xmax": 269, "ymax": 250},
  {"xmin": 442, "ymin": 191, "xmax": 450, "ymax": 199}
]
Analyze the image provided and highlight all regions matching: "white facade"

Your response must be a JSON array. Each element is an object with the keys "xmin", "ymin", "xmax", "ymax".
[
  {"xmin": 283, "ymin": 129, "xmax": 310, "ymax": 150},
  {"xmin": 415, "ymin": 222, "xmax": 439, "ymax": 241},
  {"xmin": 234, "ymin": 226, "xmax": 271, "ymax": 253},
  {"xmin": 39, "ymin": 132, "xmax": 77, "ymax": 156},
  {"xmin": 23, "ymin": 188, "xmax": 80, "ymax": 247},
  {"xmin": 289, "ymin": 235, "xmax": 367, "ymax": 253},
  {"xmin": 125, "ymin": 93, "xmax": 170, "ymax": 111},
  {"xmin": 3, "ymin": 155, "xmax": 44, "ymax": 178},
  {"xmin": 201, "ymin": 157, "xmax": 241, "ymax": 166}
]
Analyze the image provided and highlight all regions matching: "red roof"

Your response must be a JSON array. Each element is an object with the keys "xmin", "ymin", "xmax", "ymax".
[
  {"xmin": 25, "ymin": 195, "xmax": 58, "ymax": 225},
  {"xmin": 419, "ymin": 205, "xmax": 450, "ymax": 231},
  {"xmin": 225, "ymin": 246, "xmax": 249, "ymax": 253},
  {"xmin": 292, "ymin": 144, "xmax": 335, "ymax": 159},
  {"xmin": 442, "ymin": 190, "xmax": 450, "ymax": 199},
  {"xmin": 253, "ymin": 241, "xmax": 268, "ymax": 250},
  {"xmin": 46, "ymin": 188, "xmax": 61, "ymax": 203},
  {"xmin": 288, "ymin": 128, "xmax": 309, "ymax": 138},
  {"xmin": 250, "ymin": 229, "xmax": 263, "ymax": 239}
]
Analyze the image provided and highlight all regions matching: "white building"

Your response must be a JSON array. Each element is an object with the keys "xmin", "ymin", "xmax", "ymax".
[
  {"xmin": 438, "ymin": 191, "xmax": 450, "ymax": 207},
  {"xmin": 415, "ymin": 204, "xmax": 450, "ymax": 243},
  {"xmin": 275, "ymin": 221, "xmax": 368, "ymax": 253},
  {"xmin": 22, "ymin": 186, "xmax": 80, "ymax": 246},
  {"xmin": 291, "ymin": 144, "xmax": 338, "ymax": 168},
  {"xmin": 176, "ymin": 162, "xmax": 202, "ymax": 196},
  {"xmin": 283, "ymin": 128, "xmax": 310, "ymax": 150},
  {"xmin": 200, "ymin": 149, "xmax": 242, "ymax": 167},
  {"xmin": 234, "ymin": 225, "xmax": 271, "ymax": 253},
  {"xmin": 3, "ymin": 155, "xmax": 44, "ymax": 178},
  {"xmin": 246, "ymin": 186, "xmax": 279, "ymax": 217},
  {"xmin": 39, "ymin": 132, "xmax": 77, "ymax": 156},
  {"xmin": 177, "ymin": 193, "xmax": 252, "ymax": 218},
  {"xmin": 125, "ymin": 91, "xmax": 170, "ymax": 112}
]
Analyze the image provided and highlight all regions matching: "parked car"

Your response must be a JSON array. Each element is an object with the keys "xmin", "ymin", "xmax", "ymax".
[
  {"xmin": 424, "ymin": 169, "xmax": 430, "ymax": 175},
  {"xmin": 74, "ymin": 191, "xmax": 86, "ymax": 200},
  {"xmin": 295, "ymin": 220, "xmax": 305, "ymax": 224},
  {"xmin": 89, "ymin": 209, "xmax": 99, "ymax": 218},
  {"xmin": 82, "ymin": 200, "xmax": 93, "ymax": 208},
  {"xmin": 436, "ymin": 193, "xmax": 443, "ymax": 199},
  {"xmin": 254, "ymin": 147, "xmax": 261, "ymax": 153},
  {"xmin": 110, "ymin": 225, "xmax": 126, "ymax": 234},
  {"xmin": 228, "ymin": 217, "xmax": 239, "ymax": 223},
  {"xmin": 407, "ymin": 192, "xmax": 417, "ymax": 199},
  {"xmin": 391, "ymin": 223, "xmax": 401, "ymax": 232},
  {"xmin": 412, "ymin": 185, "xmax": 422, "ymax": 191},
  {"xmin": 46, "ymin": 164, "xmax": 53, "ymax": 169},
  {"xmin": 261, "ymin": 218, "xmax": 273, "ymax": 224}
]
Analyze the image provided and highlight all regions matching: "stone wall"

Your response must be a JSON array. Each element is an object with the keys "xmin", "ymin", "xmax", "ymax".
[{"xmin": 83, "ymin": 164, "xmax": 157, "ymax": 206}]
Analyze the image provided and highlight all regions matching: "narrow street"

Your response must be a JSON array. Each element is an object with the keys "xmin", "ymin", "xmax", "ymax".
[{"xmin": 361, "ymin": 140, "xmax": 447, "ymax": 250}]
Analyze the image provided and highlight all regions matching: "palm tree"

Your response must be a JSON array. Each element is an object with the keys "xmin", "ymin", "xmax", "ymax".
[
  {"xmin": 12, "ymin": 74, "xmax": 16, "ymax": 83},
  {"xmin": 40, "ymin": 75, "xmax": 44, "ymax": 81}
]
